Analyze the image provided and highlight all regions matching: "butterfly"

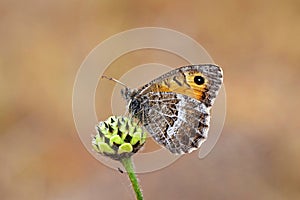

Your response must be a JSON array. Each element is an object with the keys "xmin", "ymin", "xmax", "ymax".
[{"xmin": 103, "ymin": 64, "xmax": 223, "ymax": 154}]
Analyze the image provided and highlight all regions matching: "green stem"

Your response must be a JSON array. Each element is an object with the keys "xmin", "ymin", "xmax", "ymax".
[{"xmin": 120, "ymin": 157, "xmax": 143, "ymax": 200}]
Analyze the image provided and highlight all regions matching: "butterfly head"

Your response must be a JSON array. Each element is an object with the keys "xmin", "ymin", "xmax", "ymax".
[{"xmin": 121, "ymin": 87, "xmax": 138, "ymax": 103}]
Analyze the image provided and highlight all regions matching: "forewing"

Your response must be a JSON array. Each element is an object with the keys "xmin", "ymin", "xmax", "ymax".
[{"xmin": 138, "ymin": 64, "xmax": 223, "ymax": 107}]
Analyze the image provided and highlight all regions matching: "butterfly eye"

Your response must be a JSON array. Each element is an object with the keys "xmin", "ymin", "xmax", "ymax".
[{"xmin": 194, "ymin": 76, "xmax": 205, "ymax": 85}]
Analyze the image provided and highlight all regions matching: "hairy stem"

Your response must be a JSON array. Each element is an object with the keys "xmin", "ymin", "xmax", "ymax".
[{"xmin": 120, "ymin": 157, "xmax": 143, "ymax": 200}]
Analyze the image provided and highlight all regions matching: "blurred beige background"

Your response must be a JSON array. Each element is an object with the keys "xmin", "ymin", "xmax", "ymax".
[{"xmin": 1, "ymin": 0, "xmax": 299, "ymax": 200}]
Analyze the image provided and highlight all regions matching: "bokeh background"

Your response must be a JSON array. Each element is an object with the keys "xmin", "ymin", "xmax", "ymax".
[{"xmin": 1, "ymin": 0, "xmax": 300, "ymax": 199}]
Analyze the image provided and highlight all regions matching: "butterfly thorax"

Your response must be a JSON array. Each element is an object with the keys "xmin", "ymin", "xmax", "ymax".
[{"xmin": 121, "ymin": 87, "xmax": 145, "ymax": 121}]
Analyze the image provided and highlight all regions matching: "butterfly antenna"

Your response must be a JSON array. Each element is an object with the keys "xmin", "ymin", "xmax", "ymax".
[{"xmin": 101, "ymin": 75, "xmax": 128, "ymax": 89}]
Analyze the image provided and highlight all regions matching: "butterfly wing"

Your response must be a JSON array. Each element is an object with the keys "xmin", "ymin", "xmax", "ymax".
[
  {"xmin": 126, "ymin": 64, "xmax": 223, "ymax": 154},
  {"xmin": 140, "ymin": 92, "xmax": 210, "ymax": 154},
  {"xmin": 137, "ymin": 64, "xmax": 223, "ymax": 107}
]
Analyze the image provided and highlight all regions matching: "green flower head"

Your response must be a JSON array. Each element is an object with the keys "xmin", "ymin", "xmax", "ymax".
[{"xmin": 92, "ymin": 116, "xmax": 146, "ymax": 160}]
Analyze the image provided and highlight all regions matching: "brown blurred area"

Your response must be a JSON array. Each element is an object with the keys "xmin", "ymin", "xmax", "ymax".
[{"xmin": 1, "ymin": 0, "xmax": 300, "ymax": 199}]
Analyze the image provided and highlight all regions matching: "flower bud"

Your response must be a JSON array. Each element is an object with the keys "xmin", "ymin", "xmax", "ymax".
[{"xmin": 92, "ymin": 116, "xmax": 146, "ymax": 160}]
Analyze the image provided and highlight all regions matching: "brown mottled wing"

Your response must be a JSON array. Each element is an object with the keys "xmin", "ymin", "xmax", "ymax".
[
  {"xmin": 140, "ymin": 92, "xmax": 211, "ymax": 154},
  {"xmin": 128, "ymin": 64, "xmax": 223, "ymax": 154}
]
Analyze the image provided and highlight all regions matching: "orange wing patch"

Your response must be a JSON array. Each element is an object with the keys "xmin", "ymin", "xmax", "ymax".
[{"xmin": 144, "ymin": 71, "xmax": 208, "ymax": 101}]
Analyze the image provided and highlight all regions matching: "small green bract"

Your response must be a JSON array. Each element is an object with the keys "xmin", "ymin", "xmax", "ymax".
[{"xmin": 92, "ymin": 116, "xmax": 146, "ymax": 160}]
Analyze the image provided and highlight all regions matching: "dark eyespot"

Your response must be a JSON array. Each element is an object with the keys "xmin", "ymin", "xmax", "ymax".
[{"xmin": 194, "ymin": 76, "xmax": 205, "ymax": 85}]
